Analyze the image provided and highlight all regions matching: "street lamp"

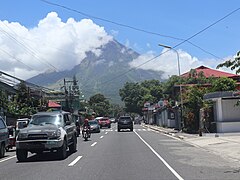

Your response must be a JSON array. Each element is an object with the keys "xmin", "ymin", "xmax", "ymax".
[{"xmin": 158, "ymin": 44, "xmax": 184, "ymax": 130}]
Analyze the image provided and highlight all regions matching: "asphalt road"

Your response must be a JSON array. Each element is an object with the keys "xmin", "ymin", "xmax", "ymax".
[{"xmin": 0, "ymin": 124, "xmax": 239, "ymax": 180}]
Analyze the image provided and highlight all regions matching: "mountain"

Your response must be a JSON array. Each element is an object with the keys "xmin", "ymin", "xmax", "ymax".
[{"xmin": 27, "ymin": 40, "xmax": 164, "ymax": 104}]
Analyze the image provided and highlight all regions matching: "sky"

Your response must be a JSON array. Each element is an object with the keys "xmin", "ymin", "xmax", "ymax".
[{"xmin": 0, "ymin": 0, "xmax": 240, "ymax": 80}]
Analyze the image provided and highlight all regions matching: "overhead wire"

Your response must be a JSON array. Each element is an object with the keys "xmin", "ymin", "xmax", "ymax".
[
  {"xmin": 40, "ymin": 0, "xmax": 228, "ymax": 62},
  {"xmin": 0, "ymin": 22, "xmax": 59, "ymax": 72},
  {"xmin": 40, "ymin": 0, "xmax": 239, "ymax": 92},
  {"xmin": 80, "ymin": 6, "xmax": 240, "ymax": 89}
]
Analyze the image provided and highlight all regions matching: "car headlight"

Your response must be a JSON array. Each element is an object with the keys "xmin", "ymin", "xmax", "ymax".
[
  {"xmin": 17, "ymin": 133, "xmax": 28, "ymax": 140},
  {"xmin": 48, "ymin": 129, "xmax": 61, "ymax": 138}
]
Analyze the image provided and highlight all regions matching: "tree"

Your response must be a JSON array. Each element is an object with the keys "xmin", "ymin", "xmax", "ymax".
[
  {"xmin": 7, "ymin": 82, "xmax": 37, "ymax": 116},
  {"xmin": 89, "ymin": 93, "xmax": 110, "ymax": 116},
  {"xmin": 211, "ymin": 77, "xmax": 236, "ymax": 92},
  {"xmin": 119, "ymin": 82, "xmax": 146, "ymax": 114},
  {"xmin": 217, "ymin": 51, "xmax": 240, "ymax": 73}
]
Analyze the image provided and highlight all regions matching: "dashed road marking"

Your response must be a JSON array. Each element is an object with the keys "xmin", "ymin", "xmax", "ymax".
[
  {"xmin": 100, "ymin": 136, "xmax": 104, "ymax": 139},
  {"xmin": 105, "ymin": 132, "xmax": 108, "ymax": 135},
  {"xmin": 91, "ymin": 142, "xmax": 97, "ymax": 147},
  {"xmin": 0, "ymin": 155, "xmax": 16, "ymax": 163},
  {"xmin": 68, "ymin": 156, "xmax": 82, "ymax": 167}
]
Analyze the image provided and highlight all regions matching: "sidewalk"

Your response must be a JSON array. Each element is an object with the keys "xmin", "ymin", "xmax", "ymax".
[{"xmin": 142, "ymin": 124, "xmax": 240, "ymax": 163}]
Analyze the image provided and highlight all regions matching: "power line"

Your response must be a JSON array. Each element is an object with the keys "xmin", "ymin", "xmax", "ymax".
[
  {"xmin": 40, "ymin": 0, "xmax": 183, "ymax": 41},
  {"xmin": 40, "ymin": 0, "xmax": 229, "ymax": 62},
  {"xmin": 0, "ymin": 49, "xmax": 35, "ymax": 70},
  {"xmin": 81, "ymin": 7, "xmax": 240, "ymax": 88},
  {"xmin": 0, "ymin": 22, "xmax": 59, "ymax": 72}
]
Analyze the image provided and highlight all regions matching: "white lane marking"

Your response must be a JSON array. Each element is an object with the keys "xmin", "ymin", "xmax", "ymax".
[
  {"xmin": 134, "ymin": 131, "xmax": 184, "ymax": 180},
  {"xmin": 91, "ymin": 142, "xmax": 97, "ymax": 147},
  {"xmin": 100, "ymin": 136, "xmax": 104, "ymax": 139},
  {"xmin": 115, "ymin": 130, "xmax": 117, "ymax": 132},
  {"xmin": 0, "ymin": 155, "xmax": 16, "ymax": 163},
  {"xmin": 105, "ymin": 132, "xmax": 108, "ymax": 135},
  {"xmin": 143, "ymin": 129, "xmax": 147, "ymax": 131},
  {"xmin": 68, "ymin": 156, "xmax": 82, "ymax": 167}
]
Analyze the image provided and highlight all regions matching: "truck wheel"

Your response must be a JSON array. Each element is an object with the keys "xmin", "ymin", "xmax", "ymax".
[
  {"xmin": 0, "ymin": 143, "xmax": 5, "ymax": 158},
  {"xmin": 69, "ymin": 135, "xmax": 77, "ymax": 153},
  {"xmin": 57, "ymin": 139, "xmax": 67, "ymax": 160},
  {"xmin": 16, "ymin": 149, "xmax": 28, "ymax": 162}
]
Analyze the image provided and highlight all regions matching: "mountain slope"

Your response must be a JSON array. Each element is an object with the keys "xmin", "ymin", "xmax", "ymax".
[{"xmin": 27, "ymin": 40, "xmax": 164, "ymax": 103}]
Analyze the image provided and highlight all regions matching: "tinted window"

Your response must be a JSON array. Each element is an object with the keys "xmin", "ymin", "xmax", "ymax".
[
  {"xmin": 0, "ymin": 118, "xmax": 6, "ymax": 129},
  {"xmin": 119, "ymin": 117, "xmax": 132, "ymax": 122},
  {"xmin": 89, "ymin": 120, "xmax": 98, "ymax": 125}
]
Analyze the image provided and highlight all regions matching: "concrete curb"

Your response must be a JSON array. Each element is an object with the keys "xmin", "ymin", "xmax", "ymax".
[{"xmin": 142, "ymin": 124, "xmax": 185, "ymax": 140}]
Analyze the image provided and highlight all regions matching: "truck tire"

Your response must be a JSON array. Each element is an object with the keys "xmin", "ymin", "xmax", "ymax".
[
  {"xmin": 0, "ymin": 143, "xmax": 5, "ymax": 158},
  {"xmin": 16, "ymin": 149, "xmax": 28, "ymax": 162},
  {"xmin": 69, "ymin": 135, "xmax": 77, "ymax": 153},
  {"xmin": 57, "ymin": 139, "xmax": 67, "ymax": 160}
]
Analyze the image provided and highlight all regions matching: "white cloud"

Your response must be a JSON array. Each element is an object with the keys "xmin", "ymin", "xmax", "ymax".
[
  {"xmin": 0, "ymin": 12, "xmax": 113, "ymax": 80},
  {"xmin": 129, "ymin": 48, "xmax": 236, "ymax": 79}
]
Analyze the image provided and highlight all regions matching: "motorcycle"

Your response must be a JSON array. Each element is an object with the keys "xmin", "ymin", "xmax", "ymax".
[{"xmin": 82, "ymin": 126, "xmax": 90, "ymax": 141}]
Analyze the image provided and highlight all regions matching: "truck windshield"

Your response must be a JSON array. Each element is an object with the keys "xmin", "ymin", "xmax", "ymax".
[{"xmin": 30, "ymin": 115, "xmax": 63, "ymax": 126}]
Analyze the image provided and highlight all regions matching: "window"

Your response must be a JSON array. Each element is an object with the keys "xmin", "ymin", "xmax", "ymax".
[{"xmin": 0, "ymin": 117, "xmax": 6, "ymax": 129}]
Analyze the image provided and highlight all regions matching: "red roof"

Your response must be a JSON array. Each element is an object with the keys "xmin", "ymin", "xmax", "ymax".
[
  {"xmin": 48, "ymin": 100, "xmax": 61, "ymax": 108},
  {"xmin": 181, "ymin": 66, "xmax": 239, "ymax": 78}
]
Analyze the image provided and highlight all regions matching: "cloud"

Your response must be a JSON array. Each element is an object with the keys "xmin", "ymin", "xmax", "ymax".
[
  {"xmin": 129, "ymin": 48, "xmax": 236, "ymax": 79},
  {"xmin": 0, "ymin": 12, "xmax": 112, "ymax": 80}
]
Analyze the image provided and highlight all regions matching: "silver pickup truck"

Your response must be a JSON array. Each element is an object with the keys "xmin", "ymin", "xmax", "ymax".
[{"xmin": 16, "ymin": 111, "xmax": 77, "ymax": 162}]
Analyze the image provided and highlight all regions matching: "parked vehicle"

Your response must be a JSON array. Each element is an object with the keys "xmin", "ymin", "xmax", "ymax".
[
  {"xmin": 94, "ymin": 117, "xmax": 103, "ymax": 124},
  {"xmin": 89, "ymin": 120, "xmax": 100, "ymax": 133},
  {"xmin": 16, "ymin": 118, "xmax": 30, "ymax": 136},
  {"xmin": 98, "ymin": 117, "xmax": 111, "ymax": 128},
  {"xmin": 118, "ymin": 116, "xmax": 133, "ymax": 132},
  {"xmin": 16, "ymin": 111, "xmax": 77, "ymax": 162},
  {"xmin": 0, "ymin": 116, "xmax": 8, "ymax": 158},
  {"xmin": 6, "ymin": 126, "xmax": 16, "ymax": 151},
  {"xmin": 110, "ymin": 118, "xmax": 116, "ymax": 123}
]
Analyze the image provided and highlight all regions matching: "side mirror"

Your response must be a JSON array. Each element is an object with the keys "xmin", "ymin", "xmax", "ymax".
[{"xmin": 66, "ymin": 121, "xmax": 71, "ymax": 125}]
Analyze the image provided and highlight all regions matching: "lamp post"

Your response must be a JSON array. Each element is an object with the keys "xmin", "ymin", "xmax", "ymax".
[{"xmin": 158, "ymin": 44, "xmax": 184, "ymax": 130}]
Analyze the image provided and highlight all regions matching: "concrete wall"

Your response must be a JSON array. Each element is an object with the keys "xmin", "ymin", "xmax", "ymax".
[
  {"xmin": 215, "ymin": 98, "xmax": 240, "ymax": 133},
  {"xmin": 222, "ymin": 99, "xmax": 240, "ymax": 122}
]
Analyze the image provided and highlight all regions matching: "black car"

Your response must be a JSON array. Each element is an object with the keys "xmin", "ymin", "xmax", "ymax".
[
  {"xmin": 0, "ymin": 116, "xmax": 8, "ymax": 158},
  {"xmin": 117, "ymin": 116, "xmax": 133, "ymax": 132},
  {"xmin": 16, "ymin": 111, "xmax": 77, "ymax": 162}
]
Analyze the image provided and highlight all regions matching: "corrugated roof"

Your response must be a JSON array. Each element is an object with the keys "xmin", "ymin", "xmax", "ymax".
[{"xmin": 181, "ymin": 65, "xmax": 239, "ymax": 78}]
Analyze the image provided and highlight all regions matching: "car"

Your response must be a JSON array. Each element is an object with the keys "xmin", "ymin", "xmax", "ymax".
[
  {"xmin": 0, "ymin": 116, "xmax": 8, "ymax": 158},
  {"xmin": 16, "ymin": 111, "xmax": 77, "ymax": 162},
  {"xmin": 98, "ymin": 117, "xmax": 111, "ymax": 128},
  {"xmin": 110, "ymin": 118, "xmax": 116, "ymax": 123},
  {"xmin": 117, "ymin": 116, "xmax": 133, "ymax": 132},
  {"xmin": 88, "ymin": 120, "xmax": 100, "ymax": 133},
  {"xmin": 94, "ymin": 117, "xmax": 103, "ymax": 124},
  {"xmin": 16, "ymin": 118, "xmax": 30, "ymax": 136}
]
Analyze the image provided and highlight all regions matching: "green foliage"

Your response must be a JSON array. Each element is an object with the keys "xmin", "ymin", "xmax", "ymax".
[
  {"xmin": 7, "ymin": 82, "xmax": 38, "ymax": 116},
  {"xmin": 119, "ymin": 80, "xmax": 163, "ymax": 114},
  {"xmin": 211, "ymin": 77, "xmax": 236, "ymax": 92},
  {"xmin": 89, "ymin": 93, "xmax": 111, "ymax": 116},
  {"xmin": 0, "ymin": 90, "xmax": 8, "ymax": 110},
  {"xmin": 217, "ymin": 51, "xmax": 240, "ymax": 74}
]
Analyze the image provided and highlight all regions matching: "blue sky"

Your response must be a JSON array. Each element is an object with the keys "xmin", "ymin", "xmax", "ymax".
[{"xmin": 0, "ymin": 0, "xmax": 240, "ymax": 79}]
